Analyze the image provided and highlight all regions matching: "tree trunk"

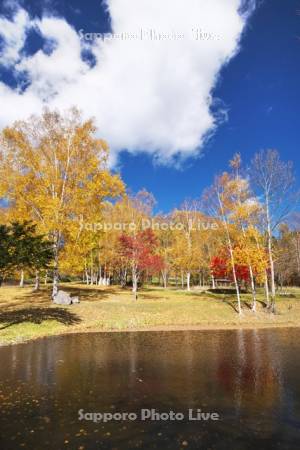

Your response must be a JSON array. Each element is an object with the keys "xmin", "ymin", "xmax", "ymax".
[
  {"xmin": 161, "ymin": 269, "xmax": 168, "ymax": 289},
  {"xmin": 34, "ymin": 270, "xmax": 40, "ymax": 291},
  {"xmin": 84, "ymin": 259, "xmax": 89, "ymax": 285},
  {"xmin": 217, "ymin": 191, "xmax": 242, "ymax": 315},
  {"xmin": 121, "ymin": 268, "xmax": 127, "ymax": 288},
  {"xmin": 186, "ymin": 272, "xmax": 191, "ymax": 291},
  {"xmin": 132, "ymin": 268, "xmax": 138, "ymax": 300},
  {"xmin": 229, "ymin": 246, "xmax": 242, "ymax": 314},
  {"xmin": 249, "ymin": 265, "xmax": 257, "ymax": 312},
  {"xmin": 20, "ymin": 270, "xmax": 24, "ymax": 288},
  {"xmin": 52, "ymin": 270, "xmax": 59, "ymax": 298},
  {"xmin": 90, "ymin": 252, "xmax": 94, "ymax": 285},
  {"xmin": 266, "ymin": 200, "xmax": 276, "ymax": 312},
  {"xmin": 98, "ymin": 264, "xmax": 102, "ymax": 285},
  {"xmin": 239, "ymin": 220, "xmax": 256, "ymax": 312},
  {"xmin": 223, "ymin": 228, "xmax": 242, "ymax": 314},
  {"xmin": 211, "ymin": 273, "xmax": 216, "ymax": 289},
  {"xmin": 52, "ymin": 242, "xmax": 59, "ymax": 300},
  {"xmin": 264, "ymin": 271, "xmax": 270, "ymax": 308},
  {"xmin": 268, "ymin": 231, "xmax": 276, "ymax": 311}
]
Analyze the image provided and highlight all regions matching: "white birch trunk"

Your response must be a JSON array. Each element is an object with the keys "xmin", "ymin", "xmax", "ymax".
[
  {"xmin": 20, "ymin": 270, "xmax": 24, "ymax": 288},
  {"xmin": 34, "ymin": 270, "xmax": 40, "ymax": 291},
  {"xmin": 186, "ymin": 272, "xmax": 191, "ymax": 291}
]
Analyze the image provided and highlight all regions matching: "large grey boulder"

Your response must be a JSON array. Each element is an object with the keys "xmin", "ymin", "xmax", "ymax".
[{"xmin": 53, "ymin": 290, "xmax": 80, "ymax": 305}]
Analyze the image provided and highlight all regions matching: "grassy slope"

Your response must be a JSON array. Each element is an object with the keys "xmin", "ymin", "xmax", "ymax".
[{"xmin": 0, "ymin": 283, "xmax": 300, "ymax": 345}]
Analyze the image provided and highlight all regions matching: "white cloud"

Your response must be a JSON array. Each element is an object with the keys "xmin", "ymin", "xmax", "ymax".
[
  {"xmin": 0, "ymin": 1, "xmax": 255, "ymax": 166},
  {"xmin": 0, "ymin": 8, "xmax": 29, "ymax": 65}
]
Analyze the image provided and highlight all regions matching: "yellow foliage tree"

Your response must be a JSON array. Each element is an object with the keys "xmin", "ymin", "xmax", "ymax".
[{"xmin": 0, "ymin": 108, "xmax": 124, "ymax": 298}]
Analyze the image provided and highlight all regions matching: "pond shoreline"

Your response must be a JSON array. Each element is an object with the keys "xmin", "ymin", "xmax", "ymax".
[
  {"xmin": 1, "ymin": 322, "xmax": 300, "ymax": 347},
  {"xmin": 1, "ymin": 284, "xmax": 300, "ymax": 347}
]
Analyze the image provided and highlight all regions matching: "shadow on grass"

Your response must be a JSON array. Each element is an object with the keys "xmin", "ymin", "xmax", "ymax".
[
  {"xmin": 207, "ymin": 288, "xmax": 248, "ymax": 295},
  {"xmin": 222, "ymin": 297, "xmax": 269, "ymax": 314},
  {"xmin": 138, "ymin": 293, "xmax": 166, "ymax": 300},
  {"xmin": 221, "ymin": 298, "xmax": 240, "ymax": 313},
  {"xmin": 0, "ymin": 307, "xmax": 81, "ymax": 330},
  {"xmin": 58, "ymin": 286, "xmax": 117, "ymax": 302},
  {"xmin": 8, "ymin": 286, "xmax": 116, "ymax": 307}
]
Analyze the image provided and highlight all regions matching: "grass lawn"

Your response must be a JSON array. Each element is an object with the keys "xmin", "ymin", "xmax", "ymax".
[{"xmin": 0, "ymin": 283, "xmax": 300, "ymax": 345}]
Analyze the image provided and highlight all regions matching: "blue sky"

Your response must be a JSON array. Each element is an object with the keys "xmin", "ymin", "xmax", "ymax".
[
  {"xmin": 0, "ymin": 0, "xmax": 299, "ymax": 212},
  {"xmin": 120, "ymin": 0, "xmax": 300, "ymax": 211}
]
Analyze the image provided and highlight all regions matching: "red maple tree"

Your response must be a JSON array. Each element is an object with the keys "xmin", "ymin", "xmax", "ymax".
[
  {"xmin": 211, "ymin": 252, "xmax": 250, "ymax": 284},
  {"xmin": 119, "ymin": 229, "xmax": 164, "ymax": 297}
]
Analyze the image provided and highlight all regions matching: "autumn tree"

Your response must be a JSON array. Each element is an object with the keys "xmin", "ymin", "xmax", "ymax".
[
  {"xmin": 227, "ymin": 154, "xmax": 269, "ymax": 311},
  {"xmin": 70, "ymin": 190, "xmax": 157, "ymax": 288},
  {"xmin": 251, "ymin": 149, "xmax": 298, "ymax": 312},
  {"xmin": 155, "ymin": 214, "xmax": 175, "ymax": 288},
  {"xmin": 119, "ymin": 229, "xmax": 163, "ymax": 299},
  {"xmin": 275, "ymin": 222, "xmax": 300, "ymax": 287},
  {"xmin": 171, "ymin": 200, "xmax": 204, "ymax": 291},
  {"xmin": 203, "ymin": 173, "xmax": 244, "ymax": 314},
  {"xmin": 211, "ymin": 252, "xmax": 250, "ymax": 286},
  {"xmin": 0, "ymin": 108, "xmax": 124, "ymax": 299}
]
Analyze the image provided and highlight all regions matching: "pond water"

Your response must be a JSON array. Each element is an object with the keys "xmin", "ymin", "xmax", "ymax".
[{"xmin": 1, "ymin": 329, "xmax": 300, "ymax": 449}]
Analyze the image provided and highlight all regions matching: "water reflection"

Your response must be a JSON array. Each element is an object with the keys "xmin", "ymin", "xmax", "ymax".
[{"xmin": 1, "ymin": 329, "xmax": 300, "ymax": 449}]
